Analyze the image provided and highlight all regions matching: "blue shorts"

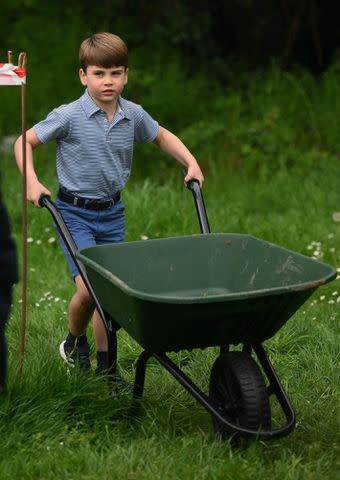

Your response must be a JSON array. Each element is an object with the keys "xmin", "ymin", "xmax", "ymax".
[{"xmin": 55, "ymin": 197, "xmax": 125, "ymax": 277}]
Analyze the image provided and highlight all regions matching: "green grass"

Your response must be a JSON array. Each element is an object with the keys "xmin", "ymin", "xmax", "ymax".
[
  {"xmin": 1, "ymin": 61, "xmax": 339, "ymax": 480},
  {"xmin": 0, "ymin": 144, "xmax": 339, "ymax": 479}
]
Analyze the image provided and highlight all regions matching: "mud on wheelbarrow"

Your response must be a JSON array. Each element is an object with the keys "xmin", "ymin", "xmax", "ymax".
[{"xmin": 40, "ymin": 181, "xmax": 336, "ymax": 442}]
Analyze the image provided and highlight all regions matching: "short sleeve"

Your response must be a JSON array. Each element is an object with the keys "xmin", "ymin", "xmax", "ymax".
[
  {"xmin": 33, "ymin": 109, "xmax": 67, "ymax": 144},
  {"xmin": 134, "ymin": 106, "xmax": 159, "ymax": 144}
]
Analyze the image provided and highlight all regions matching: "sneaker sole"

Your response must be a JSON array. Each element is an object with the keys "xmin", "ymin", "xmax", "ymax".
[{"xmin": 59, "ymin": 340, "xmax": 75, "ymax": 368}]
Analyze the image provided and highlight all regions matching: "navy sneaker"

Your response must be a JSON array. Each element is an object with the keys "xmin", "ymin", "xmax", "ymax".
[
  {"xmin": 59, "ymin": 339, "xmax": 91, "ymax": 373},
  {"xmin": 95, "ymin": 361, "xmax": 133, "ymax": 393},
  {"xmin": 112, "ymin": 372, "xmax": 134, "ymax": 394}
]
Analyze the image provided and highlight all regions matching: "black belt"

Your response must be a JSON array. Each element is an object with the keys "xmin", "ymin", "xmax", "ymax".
[{"xmin": 57, "ymin": 189, "xmax": 121, "ymax": 210}]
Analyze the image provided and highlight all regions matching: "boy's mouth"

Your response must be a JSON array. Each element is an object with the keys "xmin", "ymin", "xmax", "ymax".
[{"xmin": 102, "ymin": 89, "xmax": 114, "ymax": 95}]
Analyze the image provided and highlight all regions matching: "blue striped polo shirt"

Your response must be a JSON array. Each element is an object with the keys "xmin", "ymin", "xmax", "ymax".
[{"xmin": 33, "ymin": 89, "xmax": 159, "ymax": 199}]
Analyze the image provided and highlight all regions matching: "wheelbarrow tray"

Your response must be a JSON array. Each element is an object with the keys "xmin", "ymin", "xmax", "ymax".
[{"xmin": 77, "ymin": 233, "xmax": 336, "ymax": 352}]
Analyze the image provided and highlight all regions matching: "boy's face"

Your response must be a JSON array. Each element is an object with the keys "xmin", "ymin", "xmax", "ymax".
[{"xmin": 79, "ymin": 65, "xmax": 128, "ymax": 108}]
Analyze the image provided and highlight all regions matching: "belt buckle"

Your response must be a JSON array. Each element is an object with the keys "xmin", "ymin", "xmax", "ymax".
[
  {"xmin": 90, "ymin": 199, "xmax": 111, "ymax": 210},
  {"xmin": 100, "ymin": 200, "xmax": 112, "ymax": 209}
]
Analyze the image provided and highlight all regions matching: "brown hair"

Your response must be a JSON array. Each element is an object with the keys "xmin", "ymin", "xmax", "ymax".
[{"xmin": 79, "ymin": 32, "xmax": 128, "ymax": 70}]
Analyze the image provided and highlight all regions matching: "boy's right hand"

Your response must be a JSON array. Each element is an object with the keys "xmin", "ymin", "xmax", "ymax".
[{"xmin": 27, "ymin": 179, "xmax": 51, "ymax": 208}]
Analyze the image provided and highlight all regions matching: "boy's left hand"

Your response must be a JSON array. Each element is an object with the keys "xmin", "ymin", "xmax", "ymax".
[{"xmin": 184, "ymin": 163, "xmax": 204, "ymax": 187}]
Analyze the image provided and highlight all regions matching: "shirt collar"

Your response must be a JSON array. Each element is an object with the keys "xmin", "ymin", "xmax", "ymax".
[
  {"xmin": 81, "ymin": 89, "xmax": 101, "ymax": 118},
  {"xmin": 117, "ymin": 97, "xmax": 131, "ymax": 120},
  {"xmin": 81, "ymin": 89, "xmax": 131, "ymax": 120}
]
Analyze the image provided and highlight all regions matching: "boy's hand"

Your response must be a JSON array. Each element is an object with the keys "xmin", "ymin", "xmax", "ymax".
[
  {"xmin": 184, "ymin": 163, "xmax": 204, "ymax": 187},
  {"xmin": 27, "ymin": 179, "xmax": 51, "ymax": 208}
]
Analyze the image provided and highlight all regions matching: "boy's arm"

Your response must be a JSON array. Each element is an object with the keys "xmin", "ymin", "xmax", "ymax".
[
  {"xmin": 14, "ymin": 128, "xmax": 51, "ymax": 208},
  {"xmin": 153, "ymin": 127, "xmax": 204, "ymax": 186}
]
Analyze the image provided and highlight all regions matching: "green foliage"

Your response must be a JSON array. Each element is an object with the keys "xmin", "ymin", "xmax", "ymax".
[{"xmin": 1, "ymin": 11, "xmax": 339, "ymax": 181}]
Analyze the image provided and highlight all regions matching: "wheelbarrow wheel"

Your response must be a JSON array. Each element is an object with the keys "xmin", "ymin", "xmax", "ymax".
[{"xmin": 209, "ymin": 351, "xmax": 271, "ymax": 442}]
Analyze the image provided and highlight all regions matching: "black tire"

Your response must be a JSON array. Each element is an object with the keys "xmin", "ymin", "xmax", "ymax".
[{"xmin": 209, "ymin": 351, "xmax": 271, "ymax": 442}]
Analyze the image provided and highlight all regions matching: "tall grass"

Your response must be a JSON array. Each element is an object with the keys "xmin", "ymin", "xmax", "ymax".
[{"xmin": 0, "ymin": 64, "xmax": 339, "ymax": 479}]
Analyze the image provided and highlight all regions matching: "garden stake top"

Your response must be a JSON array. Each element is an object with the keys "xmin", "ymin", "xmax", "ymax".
[{"xmin": 0, "ymin": 51, "xmax": 27, "ymax": 374}]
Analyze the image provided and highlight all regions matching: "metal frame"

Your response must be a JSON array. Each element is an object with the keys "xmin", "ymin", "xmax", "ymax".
[
  {"xmin": 132, "ymin": 345, "xmax": 295, "ymax": 439},
  {"xmin": 41, "ymin": 182, "xmax": 296, "ymax": 440}
]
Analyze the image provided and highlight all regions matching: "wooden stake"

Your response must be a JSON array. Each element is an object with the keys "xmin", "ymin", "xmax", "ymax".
[
  {"xmin": 7, "ymin": 50, "xmax": 13, "ymax": 64},
  {"xmin": 18, "ymin": 52, "xmax": 25, "ymax": 68},
  {"xmin": 18, "ymin": 52, "xmax": 27, "ymax": 375}
]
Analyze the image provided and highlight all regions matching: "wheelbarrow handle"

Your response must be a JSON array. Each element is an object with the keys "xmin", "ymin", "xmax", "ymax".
[
  {"xmin": 38, "ymin": 194, "xmax": 106, "ymax": 322},
  {"xmin": 39, "ymin": 194, "xmax": 77, "ymax": 254},
  {"xmin": 186, "ymin": 179, "xmax": 211, "ymax": 234},
  {"xmin": 39, "ymin": 194, "xmax": 119, "ymax": 375}
]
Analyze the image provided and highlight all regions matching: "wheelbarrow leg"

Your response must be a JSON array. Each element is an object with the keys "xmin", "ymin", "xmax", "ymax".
[
  {"xmin": 133, "ymin": 351, "xmax": 151, "ymax": 399},
  {"xmin": 242, "ymin": 343, "xmax": 252, "ymax": 354},
  {"xmin": 252, "ymin": 343, "xmax": 296, "ymax": 426},
  {"xmin": 219, "ymin": 345, "xmax": 229, "ymax": 355},
  {"xmin": 105, "ymin": 313, "xmax": 119, "ymax": 376}
]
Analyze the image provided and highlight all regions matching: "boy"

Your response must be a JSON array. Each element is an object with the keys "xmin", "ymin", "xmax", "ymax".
[{"xmin": 14, "ymin": 32, "xmax": 204, "ymax": 375}]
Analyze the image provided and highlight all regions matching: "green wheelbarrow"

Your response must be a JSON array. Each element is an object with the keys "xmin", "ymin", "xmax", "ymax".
[{"xmin": 40, "ymin": 181, "xmax": 336, "ymax": 442}]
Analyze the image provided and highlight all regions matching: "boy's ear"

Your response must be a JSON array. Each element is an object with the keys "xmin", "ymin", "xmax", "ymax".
[
  {"xmin": 124, "ymin": 68, "xmax": 129, "ymax": 85},
  {"xmin": 79, "ymin": 68, "xmax": 87, "ymax": 86}
]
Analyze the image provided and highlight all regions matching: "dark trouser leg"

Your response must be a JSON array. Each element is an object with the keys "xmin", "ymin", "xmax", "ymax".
[{"xmin": 0, "ymin": 287, "xmax": 12, "ymax": 390}]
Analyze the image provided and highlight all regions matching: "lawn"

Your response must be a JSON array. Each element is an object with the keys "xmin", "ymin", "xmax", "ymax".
[{"xmin": 0, "ymin": 142, "xmax": 339, "ymax": 479}]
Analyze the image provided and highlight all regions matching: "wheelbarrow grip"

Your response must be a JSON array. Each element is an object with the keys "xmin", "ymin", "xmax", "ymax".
[
  {"xmin": 38, "ymin": 193, "xmax": 51, "ymax": 208},
  {"xmin": 186, "ymin": 179, "xmax": 211, "ymax": 234}
]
